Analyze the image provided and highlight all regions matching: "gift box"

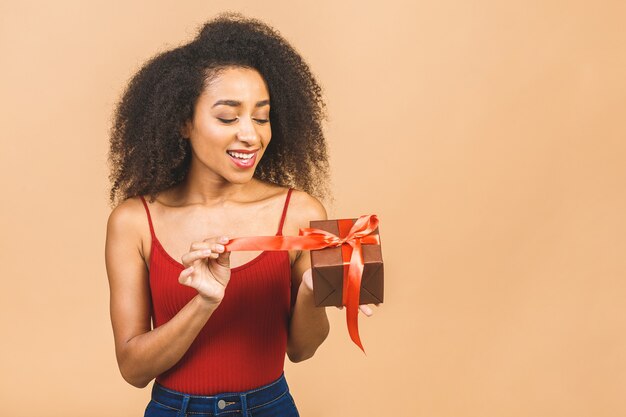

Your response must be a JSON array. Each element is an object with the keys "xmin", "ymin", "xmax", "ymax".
[{"xmin": 310, "ymin": 218, "xmax": 384, "ymax": 307}]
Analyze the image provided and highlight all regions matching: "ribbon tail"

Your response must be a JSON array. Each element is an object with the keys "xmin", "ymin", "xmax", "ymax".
[{"xmin": 346, "ymin": 239, "xmax": 366, "ymax": 354}]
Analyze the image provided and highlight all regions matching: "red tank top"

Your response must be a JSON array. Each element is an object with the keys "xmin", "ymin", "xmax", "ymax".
[{"xmin": 139, "ymin": 188, "xmax": 294, "ymax": 395}]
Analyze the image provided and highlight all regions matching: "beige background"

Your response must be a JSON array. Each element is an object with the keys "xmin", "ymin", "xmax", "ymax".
[{"xmin": 1, "ymin": 0, "xmax": 625, "ymax": 416}]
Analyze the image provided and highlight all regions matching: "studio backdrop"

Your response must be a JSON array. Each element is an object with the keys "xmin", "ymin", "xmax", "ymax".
[{"xmin": 1, "ymin": 1, "xmax": 625, "ymax": 416}]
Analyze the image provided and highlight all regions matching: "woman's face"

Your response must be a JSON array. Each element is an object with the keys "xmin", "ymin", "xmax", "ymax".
[{"xmin": 183, "ymin": 66, "xmax": 271, "ymax": 185}]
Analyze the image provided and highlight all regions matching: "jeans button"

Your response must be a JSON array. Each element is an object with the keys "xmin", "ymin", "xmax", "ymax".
[{"xmin": 217, "ymin": 399, "xmax": 226, "ymax": 409}]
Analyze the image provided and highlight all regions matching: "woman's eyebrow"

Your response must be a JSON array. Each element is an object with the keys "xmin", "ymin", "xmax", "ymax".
[{"xmin": 212, "ymin": 99, "xmax": 270, "ymax": 108}]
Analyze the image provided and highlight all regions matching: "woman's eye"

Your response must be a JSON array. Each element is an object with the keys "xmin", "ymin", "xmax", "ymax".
[{"xmin": 217, "ymin": 117, "xmax": 269, "ymax": 124}]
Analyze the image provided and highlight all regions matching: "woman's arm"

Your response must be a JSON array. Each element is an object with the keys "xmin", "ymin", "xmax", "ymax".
[
  {"xmin": 105, "ymin": 199, "xmax": 227, "ymax": 388},
  {"xmin": 286, "ymin": 193, "xmax": 331, "ymax": 362}
]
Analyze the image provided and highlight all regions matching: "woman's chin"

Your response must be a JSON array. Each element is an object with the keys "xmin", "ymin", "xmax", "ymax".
[{"xmin": 224, "ymin": 171, "xmax": 256, "ymax": 185}]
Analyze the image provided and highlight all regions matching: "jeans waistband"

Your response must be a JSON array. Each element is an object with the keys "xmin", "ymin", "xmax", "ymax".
[{"xmin": 150, "ymin": 372, "xmax": 290, "ymax": 415}]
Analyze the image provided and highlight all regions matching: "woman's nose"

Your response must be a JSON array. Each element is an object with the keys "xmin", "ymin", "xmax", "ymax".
[{"xmin": 236, "ymin": 117, "xmax": 260, "ymax": 144}]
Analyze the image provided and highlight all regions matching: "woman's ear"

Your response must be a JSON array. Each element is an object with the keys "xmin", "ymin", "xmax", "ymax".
[{"xmin": 180, "ymin": 120, "xmax": 191, "ymax": 139}]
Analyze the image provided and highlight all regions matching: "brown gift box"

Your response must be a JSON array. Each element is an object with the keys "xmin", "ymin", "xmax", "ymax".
[{"xmin": 310, "ymin": 218, "xmax": 384, "ymax": 307}]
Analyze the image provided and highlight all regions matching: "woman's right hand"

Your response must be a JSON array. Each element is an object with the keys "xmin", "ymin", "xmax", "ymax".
[{"xmin": 178, "ymin": 236, "xmax": 231, "ymax": 307}]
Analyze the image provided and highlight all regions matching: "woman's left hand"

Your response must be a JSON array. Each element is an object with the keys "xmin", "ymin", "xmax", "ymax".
[{"xmin": 301, "ymin": 268, "xmax": 379, "ymax": 317}]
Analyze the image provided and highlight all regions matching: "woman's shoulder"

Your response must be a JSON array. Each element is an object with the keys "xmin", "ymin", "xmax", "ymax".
[
  {"xmin": 108, "ymin": 194, "xmax": 149, "ymax": 220},
  {"xmin": 288, "ymin": 189, "xmax": 326, "ymax": 220},
  {"xmin": 270, "ymin": 186, "xmax": 327, "ymax": 236},
  {"xmin": 257, "ymin": 181, "xmax": 326, "ymax": 219},
  {"xmin": 106, "ymin": 195, "xmax": 151, "ymax": 243},
  {"xmin": 105, "ymin": 195, "xmax": 154, "ymax": 268}
]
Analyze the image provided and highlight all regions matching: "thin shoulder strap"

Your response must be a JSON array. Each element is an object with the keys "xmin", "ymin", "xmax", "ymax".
[
  {"xmin": 139, "ymin": 195, "xmax": 156, "ymax": 240},
  {"xmin": 276, "ymin": 188, "xmax": 293, "ymax": 236}
]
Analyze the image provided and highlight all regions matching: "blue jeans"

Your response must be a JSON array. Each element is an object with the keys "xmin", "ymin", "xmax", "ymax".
[{"xmin": 144, "ymin": 372, "xmax": 300, "ymax": 417}]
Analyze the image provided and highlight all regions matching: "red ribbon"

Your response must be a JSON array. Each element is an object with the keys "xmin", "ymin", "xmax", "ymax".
[{"xmin": 224, "ymin": 214, "xmax": 380, "ymax": 353}]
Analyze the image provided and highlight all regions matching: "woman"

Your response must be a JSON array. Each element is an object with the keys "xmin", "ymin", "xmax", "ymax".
[{"xmin": 105, "ymin": 12, "xmax": 375, "ymax": 416}]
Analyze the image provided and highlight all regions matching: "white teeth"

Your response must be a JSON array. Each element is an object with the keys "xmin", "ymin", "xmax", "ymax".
[{"xmin": 228, "ymin": 151, "xmax": 254, "ymax": 160}]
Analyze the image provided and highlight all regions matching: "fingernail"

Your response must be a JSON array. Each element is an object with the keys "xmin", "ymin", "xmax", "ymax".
[
  {"xmin": 216, "ymin": 244, "xmax": 224, "ymax": 251},
  {"xmin": 220, "ymin": 236, "xmax": 229, "ymax": 243}
]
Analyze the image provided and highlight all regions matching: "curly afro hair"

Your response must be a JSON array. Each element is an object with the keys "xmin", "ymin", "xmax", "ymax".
[{"xmin": 107, "ymin": 12, "xmax": 331, "ymax": 207}]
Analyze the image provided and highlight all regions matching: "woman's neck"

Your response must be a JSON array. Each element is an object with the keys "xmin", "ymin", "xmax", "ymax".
[{"xmin": 168, "ymin": 176, "xmax": 263, "ymax": 207}]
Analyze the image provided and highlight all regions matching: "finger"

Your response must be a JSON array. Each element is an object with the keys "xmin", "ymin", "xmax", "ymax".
[
  {"xmin": 180, "ymin": 248, "xmax": 214, "ymax": 267},
  {"xmin": 190, "ymin": 241, "xmax": 212, "ymax": 251},
  {"xmin": 178, "ymin": 265, "xmax": 195, "ymax": 286},
  {"xmin": 359, "ymin": 305, "xmax": 374, "ymax": 316},
  {"xmin": 301, "ymin": 269, "xmax": 313, "ymax": 292},
  {"xmin": 202, "ymin": 235, "xmax": 230, "ymax": 244},
  {"xmin": 195, "ymin": 242, "xmax": 224, "ymax": 259},
  {"xmin": 215, "ymin": 248, "xmax": 231, "ymax": 268},
  {"xmin": 192, "ymin": 235, "xmax": 229, "ymax": 252},
  {"xmin": 203, "ymin": 237, "xmax": 229, "ymax": 267}
]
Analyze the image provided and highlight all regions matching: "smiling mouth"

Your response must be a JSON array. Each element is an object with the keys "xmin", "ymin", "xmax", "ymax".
[
  {"xmin": 226, "ymin": 150, "xmax": 256, "ymax": 160},
  {"xmin": 226, "ymin": 150, "xmax": 258, "ymax": 168}
]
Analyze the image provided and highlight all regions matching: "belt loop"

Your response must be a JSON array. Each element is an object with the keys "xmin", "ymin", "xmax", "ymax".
[
  {"xmin": 239, "ymin": 393, "xmax": 249, "ymax": 417},
  {"xmin": 176, "ymin": 395, "xmax": 190, "ymax": 417}
]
